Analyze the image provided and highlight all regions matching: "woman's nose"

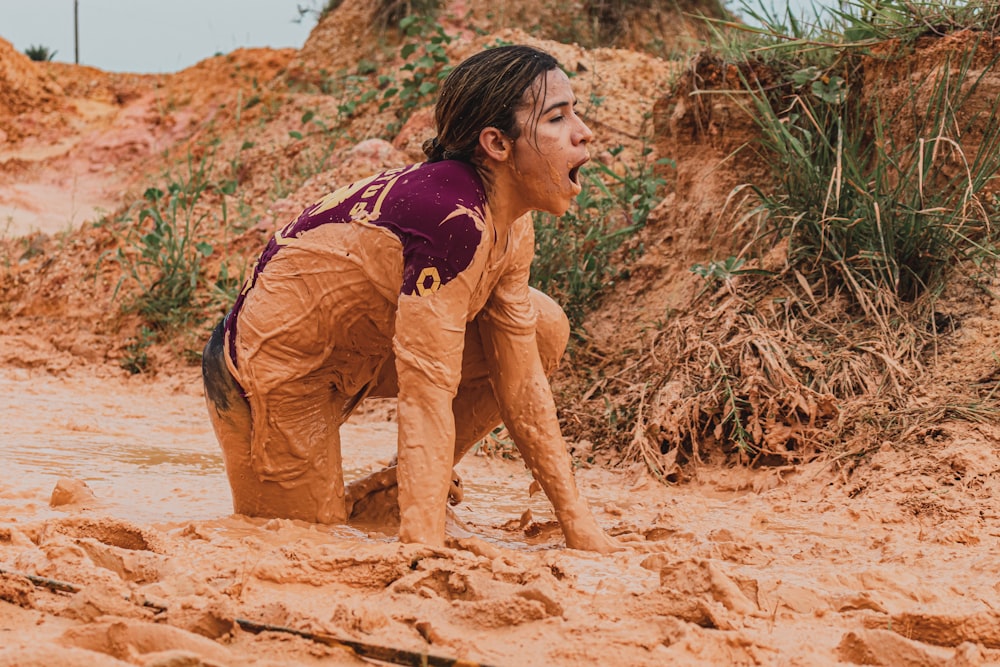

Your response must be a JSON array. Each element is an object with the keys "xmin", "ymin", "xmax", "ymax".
[{"xmin": 577, "ymin": 117, "xmax": 594, "ymax": 144}]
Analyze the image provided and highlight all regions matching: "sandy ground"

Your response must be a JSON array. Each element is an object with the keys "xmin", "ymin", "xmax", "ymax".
[
  {"xmin": 2, "ymin": 365, "xmax": 1000, "ymax": 666},
  {"xmin": 3, "ymin": 5, "xmax": 1000, "ymax": 665}
]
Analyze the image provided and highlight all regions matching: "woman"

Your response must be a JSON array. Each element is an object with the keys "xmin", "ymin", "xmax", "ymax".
[{"xmin": 202, "ymin": 45, "xmax": 618, "ymax": 553}]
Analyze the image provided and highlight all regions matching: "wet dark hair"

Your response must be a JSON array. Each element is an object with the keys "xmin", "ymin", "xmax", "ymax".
[{"xmin": 422, "ymin": 45, "xmax": 559, "ymax": 164}]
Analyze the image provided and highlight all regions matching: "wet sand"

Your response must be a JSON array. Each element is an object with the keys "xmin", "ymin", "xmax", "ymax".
[
  {"xmin": 2, "ymin": 7, "xmax": 1000, "ymax": 664},
  {"xmin": 2, "ymin": 366, "xmax": 999, "ymax": 666}
]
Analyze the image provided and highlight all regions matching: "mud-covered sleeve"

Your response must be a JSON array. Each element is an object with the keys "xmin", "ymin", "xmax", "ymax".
[
  {"xmin": 481, "ymin": 214, "xmax": 538, "ymax": 335},
  {"xmin": 393, "ymin": 278, "xmax": 475, "ymax": 396},
  {"xmin": 391, "ymin": 206, "xmax": 487, "ymax": 485},
  {"xmin": 390, "ymin": 203, "xmax": 485, "ymax": 393}
]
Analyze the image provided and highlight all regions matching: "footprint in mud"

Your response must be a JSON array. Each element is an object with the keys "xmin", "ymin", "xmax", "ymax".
[
  {"xmin": 32, "ymin": 516, "xmax": 168, "ymax": 553},
  {"xmin": 58, "ymin": 619, "xmax": 234, "ymax": 665}
]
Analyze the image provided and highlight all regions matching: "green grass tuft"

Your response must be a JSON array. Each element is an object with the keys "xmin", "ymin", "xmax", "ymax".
[{"xmin": 531, "ymin": 145, "xmax": 669, "ymax": 331}]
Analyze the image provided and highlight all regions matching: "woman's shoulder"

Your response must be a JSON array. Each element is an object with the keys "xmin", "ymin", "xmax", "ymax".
[{"xmin": 382, "ymin": 161, "xmax": 488, "ymax": 238}]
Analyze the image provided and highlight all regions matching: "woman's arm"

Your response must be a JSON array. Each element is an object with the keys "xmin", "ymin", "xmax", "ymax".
[
  {"xmin": 392, "ymin": 289, "xmax": 468, "ymax": 547},
  {"xmin": 478, "ymin": 317, "xmax": 619, "ymax": 553}
]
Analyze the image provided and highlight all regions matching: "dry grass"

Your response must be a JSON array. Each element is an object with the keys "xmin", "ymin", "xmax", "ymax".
[
  {"xmin": 557, "ymin": 5, "xmax": 1000, "ymax": 479},
  {"xmin": 560, "ymin": 231, "xmax": 997, "ymax": 476}
]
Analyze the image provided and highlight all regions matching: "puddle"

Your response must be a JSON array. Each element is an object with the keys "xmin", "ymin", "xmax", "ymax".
[
  {"xmin": 0, "ymin": 366, "xmax": 582, "ymax": 549},
  {"xmin": 0, "ymin": 368, "xmax": 404, "ymax": 525}
]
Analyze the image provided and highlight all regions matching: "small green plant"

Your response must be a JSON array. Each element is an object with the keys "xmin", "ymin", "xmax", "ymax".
[
  {"xmin": 222, "ymin": 140, "xmax": 260, "ymax": 234},
  {"xmin": 471, "ymin": 425, "xmax": 519, "ymax": 460},
  {"xmin": 269, "ymin": 170, "xmax": 295, "ymax": 201},
  {"xmin": 281, "ymin": 105, "xmax": 350, "ymax": 186},
  {"xmin": 328, "ymin": 75, "xmax": 378, "ymax": 120},
  {"xmin": 108, "ymin": 156, "xmax": 216, "ymax": 330},
  {"xmin": 120, "ymin": 326, "xmax": 156, "ymax": 374},
  {"xmin": 210, "ymin": 258, "xmax": 247, "ymax": 314},
  {"xmin": 24, "ymin": 44, "xmax": 56, "ymax": 62},
  {"xmin": 381, "ymin": 15, "xmax": 454, "ymax": 122},
  {"xmin": 531, "ymin": 147, "xmax": 669, "ymax": 330},
  {"xmin": 692, "ymin": 256, "xmax": 745, "ymax": 281},
  {"xmin": 710, "ymin": 356, "xmax": 756, "ymax": 457},
  {"xmin": 691, "ymin": 257, "xmax": 774, "ymax": 295}
]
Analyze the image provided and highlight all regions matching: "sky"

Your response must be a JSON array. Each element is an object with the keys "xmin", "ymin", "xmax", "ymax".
[
  {"xmin": 0, "ymin": 1, "xmax": 836, "ymax": 75},
  {"xmin": 0, "ymin": 0, "xmax": 321, "ymax": 74}
]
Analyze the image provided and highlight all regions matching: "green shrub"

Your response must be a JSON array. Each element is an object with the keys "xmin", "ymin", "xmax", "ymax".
[
  {"xmin": 107, "ymin": 156, "xmax": 217, "ymax": 331},
  {"xmin": 743, "ymin": 24, "xmax": 1000, "ymax": 327},
  {"xmin": 380, "ymin": 15, "xmax": 454, "ymax": 125},
  {"xmin": 531, "ymin": 147, "xmax": 669, "ymax": 331},
  {"xmin": 24, "ymin": 44, "xmax": 56, "ymax": 62}
]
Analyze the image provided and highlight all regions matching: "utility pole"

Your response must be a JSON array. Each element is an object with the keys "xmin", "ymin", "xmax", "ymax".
[{"xmin": 74, "ymin": 0, "xmax": 79, "ymax": 64}]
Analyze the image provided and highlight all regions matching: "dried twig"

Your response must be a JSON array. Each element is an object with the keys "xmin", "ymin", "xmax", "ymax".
[
  {"xmin": 0, "ymin": 566, "xmax": 489, "ymax": 667},
  {"xmin": 236, "ymin": 618, "xmax": 494, "ymax": 667},
  {"xmin": 0, "ymin": 566, "xmax": 167, "ymax": 611}
]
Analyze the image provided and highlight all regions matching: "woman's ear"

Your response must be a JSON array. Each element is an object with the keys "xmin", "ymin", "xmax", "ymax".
[{"xmin": 479, "ymin": 127, "xmax": 511, "ymax": 163}]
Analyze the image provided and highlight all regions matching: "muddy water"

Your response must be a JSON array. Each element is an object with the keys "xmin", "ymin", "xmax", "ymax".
[
  {"xmin": 4, "ymin": 366, "xmax": 1000, "ymax": 665},
  {"xmin": 1, "ymin": 367, "xmax": 227, "ymax": 523},
  {"xmin": 0, "ymin": 367, "xmax": 391, "ymax": 523},
  {"xmin": 0, "ymin": 366, "xmax": 548, "ymax": 533}
]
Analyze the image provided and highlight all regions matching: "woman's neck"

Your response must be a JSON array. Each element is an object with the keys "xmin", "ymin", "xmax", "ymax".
[{"xmin": 480, "ymin": 166, "xmax": 528, "ymax": 238}]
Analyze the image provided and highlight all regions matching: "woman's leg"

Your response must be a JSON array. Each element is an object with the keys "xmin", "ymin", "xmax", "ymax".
[
  {"xmin": 451, "ymin": 287, "xmax": 571, "ymax": 462},
  {"xmin": 202, "ymin": 320, "xmax": 348, "ymax": 523}
]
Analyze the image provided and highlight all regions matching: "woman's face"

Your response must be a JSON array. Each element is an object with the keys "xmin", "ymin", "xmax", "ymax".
[{"xmin": 508, "ymin": 68, "xmax": 594, "ymax": 216}]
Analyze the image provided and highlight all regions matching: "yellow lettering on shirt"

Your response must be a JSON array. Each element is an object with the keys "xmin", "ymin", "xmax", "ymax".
[
  {"xmin": 273, "ymin": 226, "xmax": 292, "ymax": 246},
  {"xmin": 310, "ymin": 175, "xmax": 377, "ymax": 217}
]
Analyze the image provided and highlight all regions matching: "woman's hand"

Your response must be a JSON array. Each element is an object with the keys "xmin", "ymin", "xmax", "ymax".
[
  {"xmin": 565, "ymin": 527, "xmax": 624, "ymax": 554},
  {"xmin": 559, "ymin": 501, "xmax": 624, "ymax": 553}
]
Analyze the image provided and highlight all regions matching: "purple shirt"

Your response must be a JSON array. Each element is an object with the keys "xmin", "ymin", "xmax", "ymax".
[{"xmin": 225, "ymin": 161, "xmax": 487, "ymax": 367}]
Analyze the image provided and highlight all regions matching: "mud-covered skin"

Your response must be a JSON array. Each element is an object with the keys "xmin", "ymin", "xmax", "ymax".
[{"xmin": 203, "ymin": 63, "xmax": 619, "ymax": 553}]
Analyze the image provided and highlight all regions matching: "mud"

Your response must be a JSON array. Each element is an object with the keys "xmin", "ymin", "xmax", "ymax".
[
  {"xmin": 2, "ymin": 2, "xmax": 1000, "ymax": 665},
  {"xmin": 3, "ymin": 366, "xmax": 1000, "ymax": 665}
]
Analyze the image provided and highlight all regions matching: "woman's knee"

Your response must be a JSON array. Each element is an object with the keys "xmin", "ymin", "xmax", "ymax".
[{"xmin": 530, "ymin": 288, "xmax": 570, "ymax": 375}]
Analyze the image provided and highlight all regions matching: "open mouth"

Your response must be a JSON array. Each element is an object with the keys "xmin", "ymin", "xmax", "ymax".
[{"xmin": 569, "ymin": 159, "xmax": 587, "ymax": 187}]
